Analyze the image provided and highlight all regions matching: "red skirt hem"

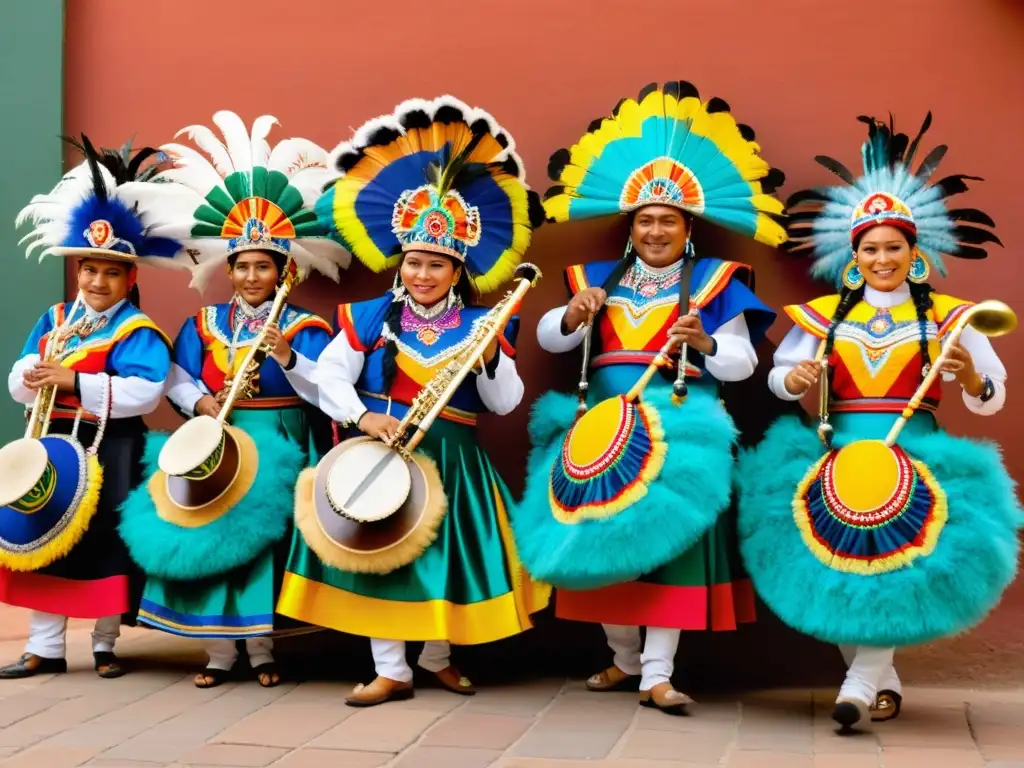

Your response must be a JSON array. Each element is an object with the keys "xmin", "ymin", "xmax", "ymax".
[
  {"xmin": 556, "ymin": 578, "xmax": 756, "ymax": 630},
  {"xmin": 0, "ymin": 570, "xmax": 129, "ymax": 618}
]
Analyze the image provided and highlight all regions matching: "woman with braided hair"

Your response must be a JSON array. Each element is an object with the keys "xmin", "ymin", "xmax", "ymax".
[{"xmin": 738, "ymin": 114, "xmax": 1020, "ymax": 731}]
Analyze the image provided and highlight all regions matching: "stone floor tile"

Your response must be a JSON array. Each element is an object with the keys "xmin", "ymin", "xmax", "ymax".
[
  {"xmin": 421, "ymin": 713, "xmax": 533, "ymax": 750},
  {"xmin": 0, "ymin": 746, "xmax": 101, "ymax": 767},
  {"xmin": 85, "ymin": 760, "xmax": 177, "ymax": 767},
  {"xmin": 875, "ymin": 746, "xmax": 984, "ymax": 768},
  {"xmin": 973, "ymin": 724, "xmax": 1024, "ymax": 749},
  {"xmin": 983, "ymin": 746, "xmax": 1024, "ymax": 762},
  {"xmin": 393, "ymin": 746, "xmax": 504, "ymax": 768},
  {"xmin": 0, "ymin": 696, "xmax": 63, "ymax": 728},
  {"xmin": 618, "ymin": 729, "xmax": 733, "ymax": 763},
  {"xmin": 210, "ymin": 702, "xmax": 350, "ymax": 748},
  {"xmin": 634, "ymin": 705, "xmax": 737, "ymax": 733},
  {"xmin": 968, "ymin": 702, "xmax": 1024, "ymax": 728},
  {"xmin": 811, "ymin": 756, "xmax": 880, "ymax": 768},
  {"xmin": 727, "ymin": 750, "xmax": 814, "ymax": 768},
  {"xmin": 463, "ymin": 685, "xmax": 561, "ymax": 717},
  {"xmin": 177, "ymin": 744, "xmax": 287, "ymax": 766},
  {"xmin": 270, "ymin": 749, "xmax": 391, "ymax": 768},
  {"xmin": 876, "ymin": 705, "xmax": 976, "ymax": 750},
  {"xmin": 101, "ymin": 684, "xmax": 291, "ymax": 763},
  {"xmin": 510, "ymin": 728, "xmax": 622, "ymax": 760},
  {"xmin": 812, "ymin": 729, "xmax": 881, "ymax": 754},
  {"xmin": 496, "ymin": 761, "xmax": 713, "ymax": 768},
  {"xmin": 309, "ymin": 708, "xmax": 440, "ymax": 752},
  {"xmin": 983, "ymin": 762, "xmax": 1024, "ymax": 768}
]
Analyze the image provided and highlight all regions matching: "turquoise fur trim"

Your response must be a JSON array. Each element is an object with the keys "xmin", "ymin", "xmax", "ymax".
[
  {"xmin": 737, "ymin": 415, "xmax": 1023, "ymax": 646},
  {"xmin": 514, "ymin": 386, "xmax": 738, "ymax": 589},
  {"xmin": 118, "ymin": 426, "xmax": 303, "ymax": 581}
]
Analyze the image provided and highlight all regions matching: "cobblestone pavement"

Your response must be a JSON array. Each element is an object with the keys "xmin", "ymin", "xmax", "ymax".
[{"xmin": 0, "ymin": 607, "xmax": 1022, "ymax": 767}]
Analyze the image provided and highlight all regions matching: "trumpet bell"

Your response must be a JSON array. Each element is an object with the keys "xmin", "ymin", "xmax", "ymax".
[
  {"xmin": 0, "ymin": 438, "xmax": 51, "ymax": 509},
  {"xmin": 158, "ymin": 415, "xmax": 226, "ymax": 479},
  {"xmin": 964, "ymin": 299, "xmax": 1017, "ymax": 338}
]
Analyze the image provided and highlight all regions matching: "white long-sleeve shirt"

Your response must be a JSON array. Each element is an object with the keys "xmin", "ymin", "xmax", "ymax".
[
  {"xmin": 315, "ymin": 328, "xmax": 525, "ymax": 426},
  {"xmin": 767, "ymin": 284, "xmax": 1006, "ymax": 415},
  {"xmin": 8, "ymin": 298, "xmax": 168, "ymax": 419},
  {"xmin": 536, "ymin": 304, "xmax": 759, "ymax": 382}
]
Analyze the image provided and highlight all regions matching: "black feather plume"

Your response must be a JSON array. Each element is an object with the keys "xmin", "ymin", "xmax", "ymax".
[
  {"xmin": 914, "ymin": 144, "xmax": 947, "ymax": 179},
  {"xmin": 814, "ymin": 155, "xmax": 856, "ymax": 184},
  {"xmin": 79, "ymin": 135, "xmax": 108, "ymax": 204},
  {"xmin": 934, "ymin": 174, "xmax": 983, "ymax": 199},
  {"xmin": 954, "ymin": 225, "xmax": 1003, "ymax": 247},
  {"xmin": 947, "ymin": 208, "xmax": 996, "ymax": 227},
  {"xmin": 706, "ymin": 97, "xmax": 730, "ymax": 114},
  {"xmin": 903, "ymin": 112, "xmax": 932, "ymax": 169},
  {"xmin": 548, "ymin": 148, "xmax": 571, "ymax": 181}
]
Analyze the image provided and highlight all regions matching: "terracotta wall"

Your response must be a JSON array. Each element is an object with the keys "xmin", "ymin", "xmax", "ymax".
[{"xmin": 64, "ymin": 0, "xmax": 1024, "ymax": 686}]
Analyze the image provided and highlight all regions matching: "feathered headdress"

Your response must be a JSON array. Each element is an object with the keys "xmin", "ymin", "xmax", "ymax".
[
  {"xmin": 544, "ymin": 80, "xmax": 787, "ymax": 246},
  {"xmin": 784, "ymin": 113, "xmax": 1002, "ymax": 286},
  {"xmin": 16, "ymin": 135, "xmax": 187, "ymax": 267},
  {"xmin": 316, "ymin": 96, "xmax": 544, "ymax": 294},
  {"xmin": 123, "ymin": 110, "xmax": 351, "ymax": 292}
]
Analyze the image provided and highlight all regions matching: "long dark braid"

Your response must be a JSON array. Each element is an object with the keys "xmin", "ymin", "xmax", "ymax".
[
  {"xmin": 823, "ymin": 284, "xmax": 866, "ymax": 361},
  {"xmin": 380, "ymin": 258, "xmax": 476, "ymax": 393},
  {"xmin": 908, "ymin": 280, "xmax": 936, "ymax": 378}
]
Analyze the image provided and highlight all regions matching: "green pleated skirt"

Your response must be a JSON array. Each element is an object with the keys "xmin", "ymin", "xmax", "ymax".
[{"xmin": 277, "ymin": 418, "xmax": 551, "ymax": 645}]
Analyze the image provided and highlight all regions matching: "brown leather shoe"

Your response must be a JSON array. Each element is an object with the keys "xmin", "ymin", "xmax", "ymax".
[
  {"xmin": 0, "ymin": 653, "xmax": 68, "ymax": 679},
  {"xmin": 638, "ymin": 682, "xmax": 693, "ymax": 715},
  {"xmin": 586, "ymin": 665, "xmax": 641, "ymax": 692},
  {"xmin": 345, "ymin": 676, "xmax": 414, "ymax": 707},
  {"xmin": 432, "ymin": 666, "xmax": 475, "ymax": 696}
]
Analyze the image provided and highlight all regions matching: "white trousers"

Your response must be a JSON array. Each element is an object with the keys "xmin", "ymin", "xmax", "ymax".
[
  {"xmin": 603, "ymin": 624, "xmax": 680, "ymax": 691},
  {"xmin": 371, "ymin": 638, "xmax": 451, "ymax": 683},
  {"xmin": 838, "ymin": 645, "xmax": 899, "ymax": 704},
  {"xmin": 25, "ymin": 610, "xmax": 120, "ymax": 659},
  {"xmin": 205, "ymin": 637, "xmax": 275, "ymax": 672}
]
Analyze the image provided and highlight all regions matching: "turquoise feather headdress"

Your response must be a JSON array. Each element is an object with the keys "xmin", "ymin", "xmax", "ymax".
[{"xmin": 784, "ymin": 113, "xmax": 1002, "ymax": 286}]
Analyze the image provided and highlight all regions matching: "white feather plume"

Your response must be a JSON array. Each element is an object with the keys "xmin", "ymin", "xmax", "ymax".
[
  {"xmin": 249, "ymin": 115, "xmax": 278, "ymax": 168},
  {"xmin": 174, "ymin": 123, "xmax": 233, "ymax": 176},
  {"xmin": 213, "ymin": 110, "xmax": 254, "ymax": 174}
]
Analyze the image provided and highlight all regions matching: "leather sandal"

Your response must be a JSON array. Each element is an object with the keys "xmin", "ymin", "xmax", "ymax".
[
  {"xmin": 345, "ymin": 676, "xmax": 414, "ymax": 707},
  {"xmin": 253, "ymin": 662, "xmax": 281, "ymax": 688},
  {"xmin": 94, "ymin": 652, "xmax": 125, "ymax": 679},
  {"xmin": 638, "ymin": 682, "xmax": 693, "ymax": 716},
  {"xmin": 870, "ymin": 689, "xmax": 902, "ymax": 722},
  {"xmin": 431, "ymin": 666, "xmax": 475, "ymax": 696},
  {"xmin": 586, "ymin": 665, "xmax": 641, "ymax": 692},
  {"xmin": 194, "ymin": 667, "xmax": 230, "ymax": 689},
  {"xmin": 0, "ymin": 653, "xmax": 67, "ymax": 679},
  {"xmin": 832, "ymin": 696, "xmax": 871, "ymax": 731}
]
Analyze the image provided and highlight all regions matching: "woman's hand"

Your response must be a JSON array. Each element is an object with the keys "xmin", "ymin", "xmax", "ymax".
[
  {"xmin": 783, "ymin": 360, "xmax": 822, "ymax": 397},
  {"xmin": 668, "ymin": 313, "xmax": 714, "ymax": 356},
  {"xmin": 263, "ymin": 323, "xmax": 291, "ymax": 366},
  {"xmin": 26, "ymin": 361, "xmax": 76, "ymax": 392},
  {"xmin": 194, "ymin": 395, "xmax": 222, "ymax": 418},
  {"xmin": 357, "ymin": 412, "xmax": 401, "ymax": 442},
  {"xmin": 941, "ymin": 341, "xmax": 984, "ymax": 396},
  {"xmin": 563, "ymin": 287, "xmax": 607, "ymax": 331}
]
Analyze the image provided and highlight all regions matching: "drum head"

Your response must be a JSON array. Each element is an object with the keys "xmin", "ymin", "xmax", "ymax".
[
  {"xmin": 148, "ymin": 425, "xmax": 259, "ymax": 528},
  {"xmin": 550, "ymin": 395, "xmax": 665, "ymax": 523},
  {"xmin": 0, "ymin": 438, "xmax": 49, "ymax": 508},
  {"xmin": 158, "ymin": 415, "xmax": 224, "ymax": 478},
  {"xmin": 795, "ymin": 439, "xmax": 948, "ymax": 574},
  {"xmin": 325, "ymin": 440, "xmax": 411, "ymax": 522},
  {"xmin": 293, "ymin": 436, "xmax": 446, "ymax": 573},
  {"xmin": 0, "ymin": 435, "xmax": 100, "ymax": 572}
]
